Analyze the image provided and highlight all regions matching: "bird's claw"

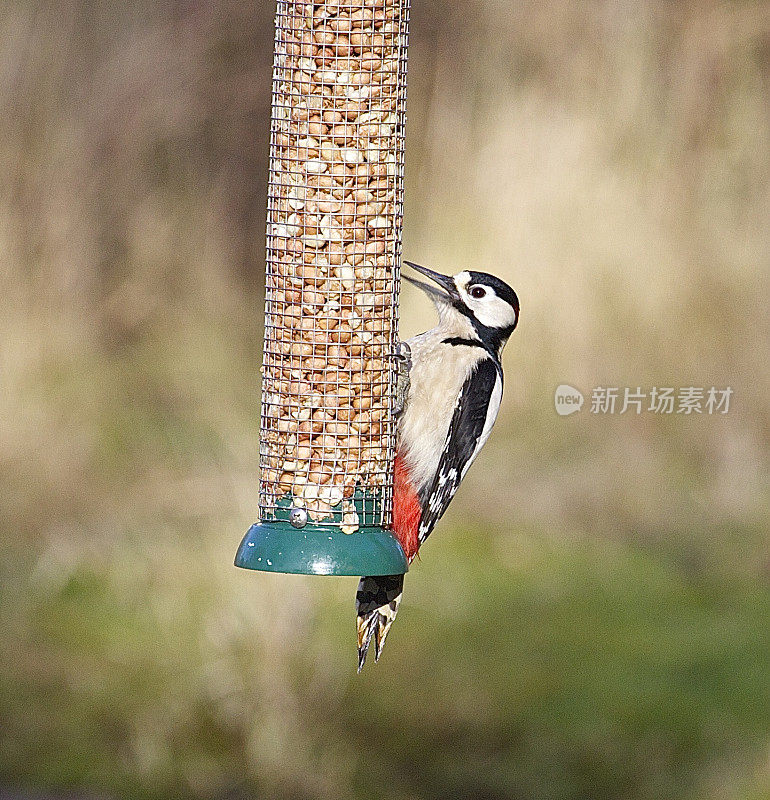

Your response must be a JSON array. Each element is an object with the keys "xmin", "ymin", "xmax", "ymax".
[{"xmin": 393, "ymin": 341, "xmax": 411, "ymax": 417}]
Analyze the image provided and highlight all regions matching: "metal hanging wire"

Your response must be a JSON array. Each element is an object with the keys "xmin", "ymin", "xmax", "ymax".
[{"xmin": 258, "ymin": 0, "xmax": 411, "ymax": 532}]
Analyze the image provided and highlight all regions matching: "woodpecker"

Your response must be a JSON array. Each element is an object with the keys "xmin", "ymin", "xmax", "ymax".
[{"xmin": 356, "ymin": 261, "xmax": 520, "ymax": 670}]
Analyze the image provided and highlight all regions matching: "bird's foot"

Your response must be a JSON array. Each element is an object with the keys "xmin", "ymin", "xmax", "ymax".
[{"xmin": 393, "ymin": 341, "xmax": 411, "ymax": 417}]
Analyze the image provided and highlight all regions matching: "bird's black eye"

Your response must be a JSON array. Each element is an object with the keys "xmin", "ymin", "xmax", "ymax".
[{"xmin": 470, "ymin": 285, "xmax": 486, "ymax": 299}]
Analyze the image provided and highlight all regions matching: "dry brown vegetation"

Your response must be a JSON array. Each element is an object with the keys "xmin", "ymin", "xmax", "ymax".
[{"xmin": 2, "ymin": 2, "xmax": 770, "ymax": 799}]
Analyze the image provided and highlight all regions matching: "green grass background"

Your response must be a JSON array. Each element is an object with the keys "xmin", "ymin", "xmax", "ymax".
[{"xmin": 1, "ymin": 1, "xmax": 770, "ymax": 798}]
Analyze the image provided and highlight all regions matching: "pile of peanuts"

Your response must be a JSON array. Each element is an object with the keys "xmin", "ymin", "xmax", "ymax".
[{"xmin": 258, "ymin": 0, "xmax": 409, "ymax": 530}]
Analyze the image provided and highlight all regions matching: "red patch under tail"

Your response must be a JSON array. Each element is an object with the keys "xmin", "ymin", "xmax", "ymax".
[{"xmin": 392, "ymin": 454, "xmax": 421, "ymax": 563}]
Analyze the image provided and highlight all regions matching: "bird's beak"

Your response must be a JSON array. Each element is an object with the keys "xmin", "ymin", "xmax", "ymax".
[{"xmin": 402, "ymin": 261, "xmax": 459, "ymax": 303}]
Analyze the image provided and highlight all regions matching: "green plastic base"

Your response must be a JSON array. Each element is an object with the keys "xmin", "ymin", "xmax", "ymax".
[{"xmin": 235, "ymin": 521, "xmax": 408, "ymax": 576}]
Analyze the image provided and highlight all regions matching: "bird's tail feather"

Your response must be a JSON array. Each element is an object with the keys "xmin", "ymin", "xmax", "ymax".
[{"xmin": 356, "ymin": 574, "xmax": 404, "ymax": 672}]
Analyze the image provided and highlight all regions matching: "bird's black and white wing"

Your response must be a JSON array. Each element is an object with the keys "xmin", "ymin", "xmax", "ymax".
[{"xmin": 417, "ymin": 358, "xmax": 502, "ymax": 543}]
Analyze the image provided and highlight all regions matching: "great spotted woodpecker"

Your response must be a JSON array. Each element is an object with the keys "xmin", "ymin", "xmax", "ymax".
[{"xmin": 356, "ymin": 261, "xmax": 520, "ymax": 670}]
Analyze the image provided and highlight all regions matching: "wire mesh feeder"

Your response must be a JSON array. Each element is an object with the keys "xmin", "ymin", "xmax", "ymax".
[{"xmin": 235, "ymin": 0, "xmax": 411, "ymax": 576}]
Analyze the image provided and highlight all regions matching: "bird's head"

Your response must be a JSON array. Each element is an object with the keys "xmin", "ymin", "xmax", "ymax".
[{"xmin": 403, "ymin": 261, "xmax": 520, "ymax": 354}]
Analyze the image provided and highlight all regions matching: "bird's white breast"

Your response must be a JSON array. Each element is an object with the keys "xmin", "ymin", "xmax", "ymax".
[{"xmin": 397, "ymin": 329, "xmax": 482, "ymax": 492}]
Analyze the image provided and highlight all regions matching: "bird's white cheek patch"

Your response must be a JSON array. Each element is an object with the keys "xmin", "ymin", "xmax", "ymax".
[{"xmin": 474, "ymin": 300, "xmax": 516, "ymax": 330}]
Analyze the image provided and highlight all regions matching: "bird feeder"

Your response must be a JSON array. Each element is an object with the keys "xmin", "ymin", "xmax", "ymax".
[{"xmin": 235, "ymin": 0, "xmax": 411, "ymax": 576}]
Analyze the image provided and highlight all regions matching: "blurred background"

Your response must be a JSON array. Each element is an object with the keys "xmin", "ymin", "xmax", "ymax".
[{"xmin": 2, "ymin": 1, "xmax": 770, "ymax": 798}]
